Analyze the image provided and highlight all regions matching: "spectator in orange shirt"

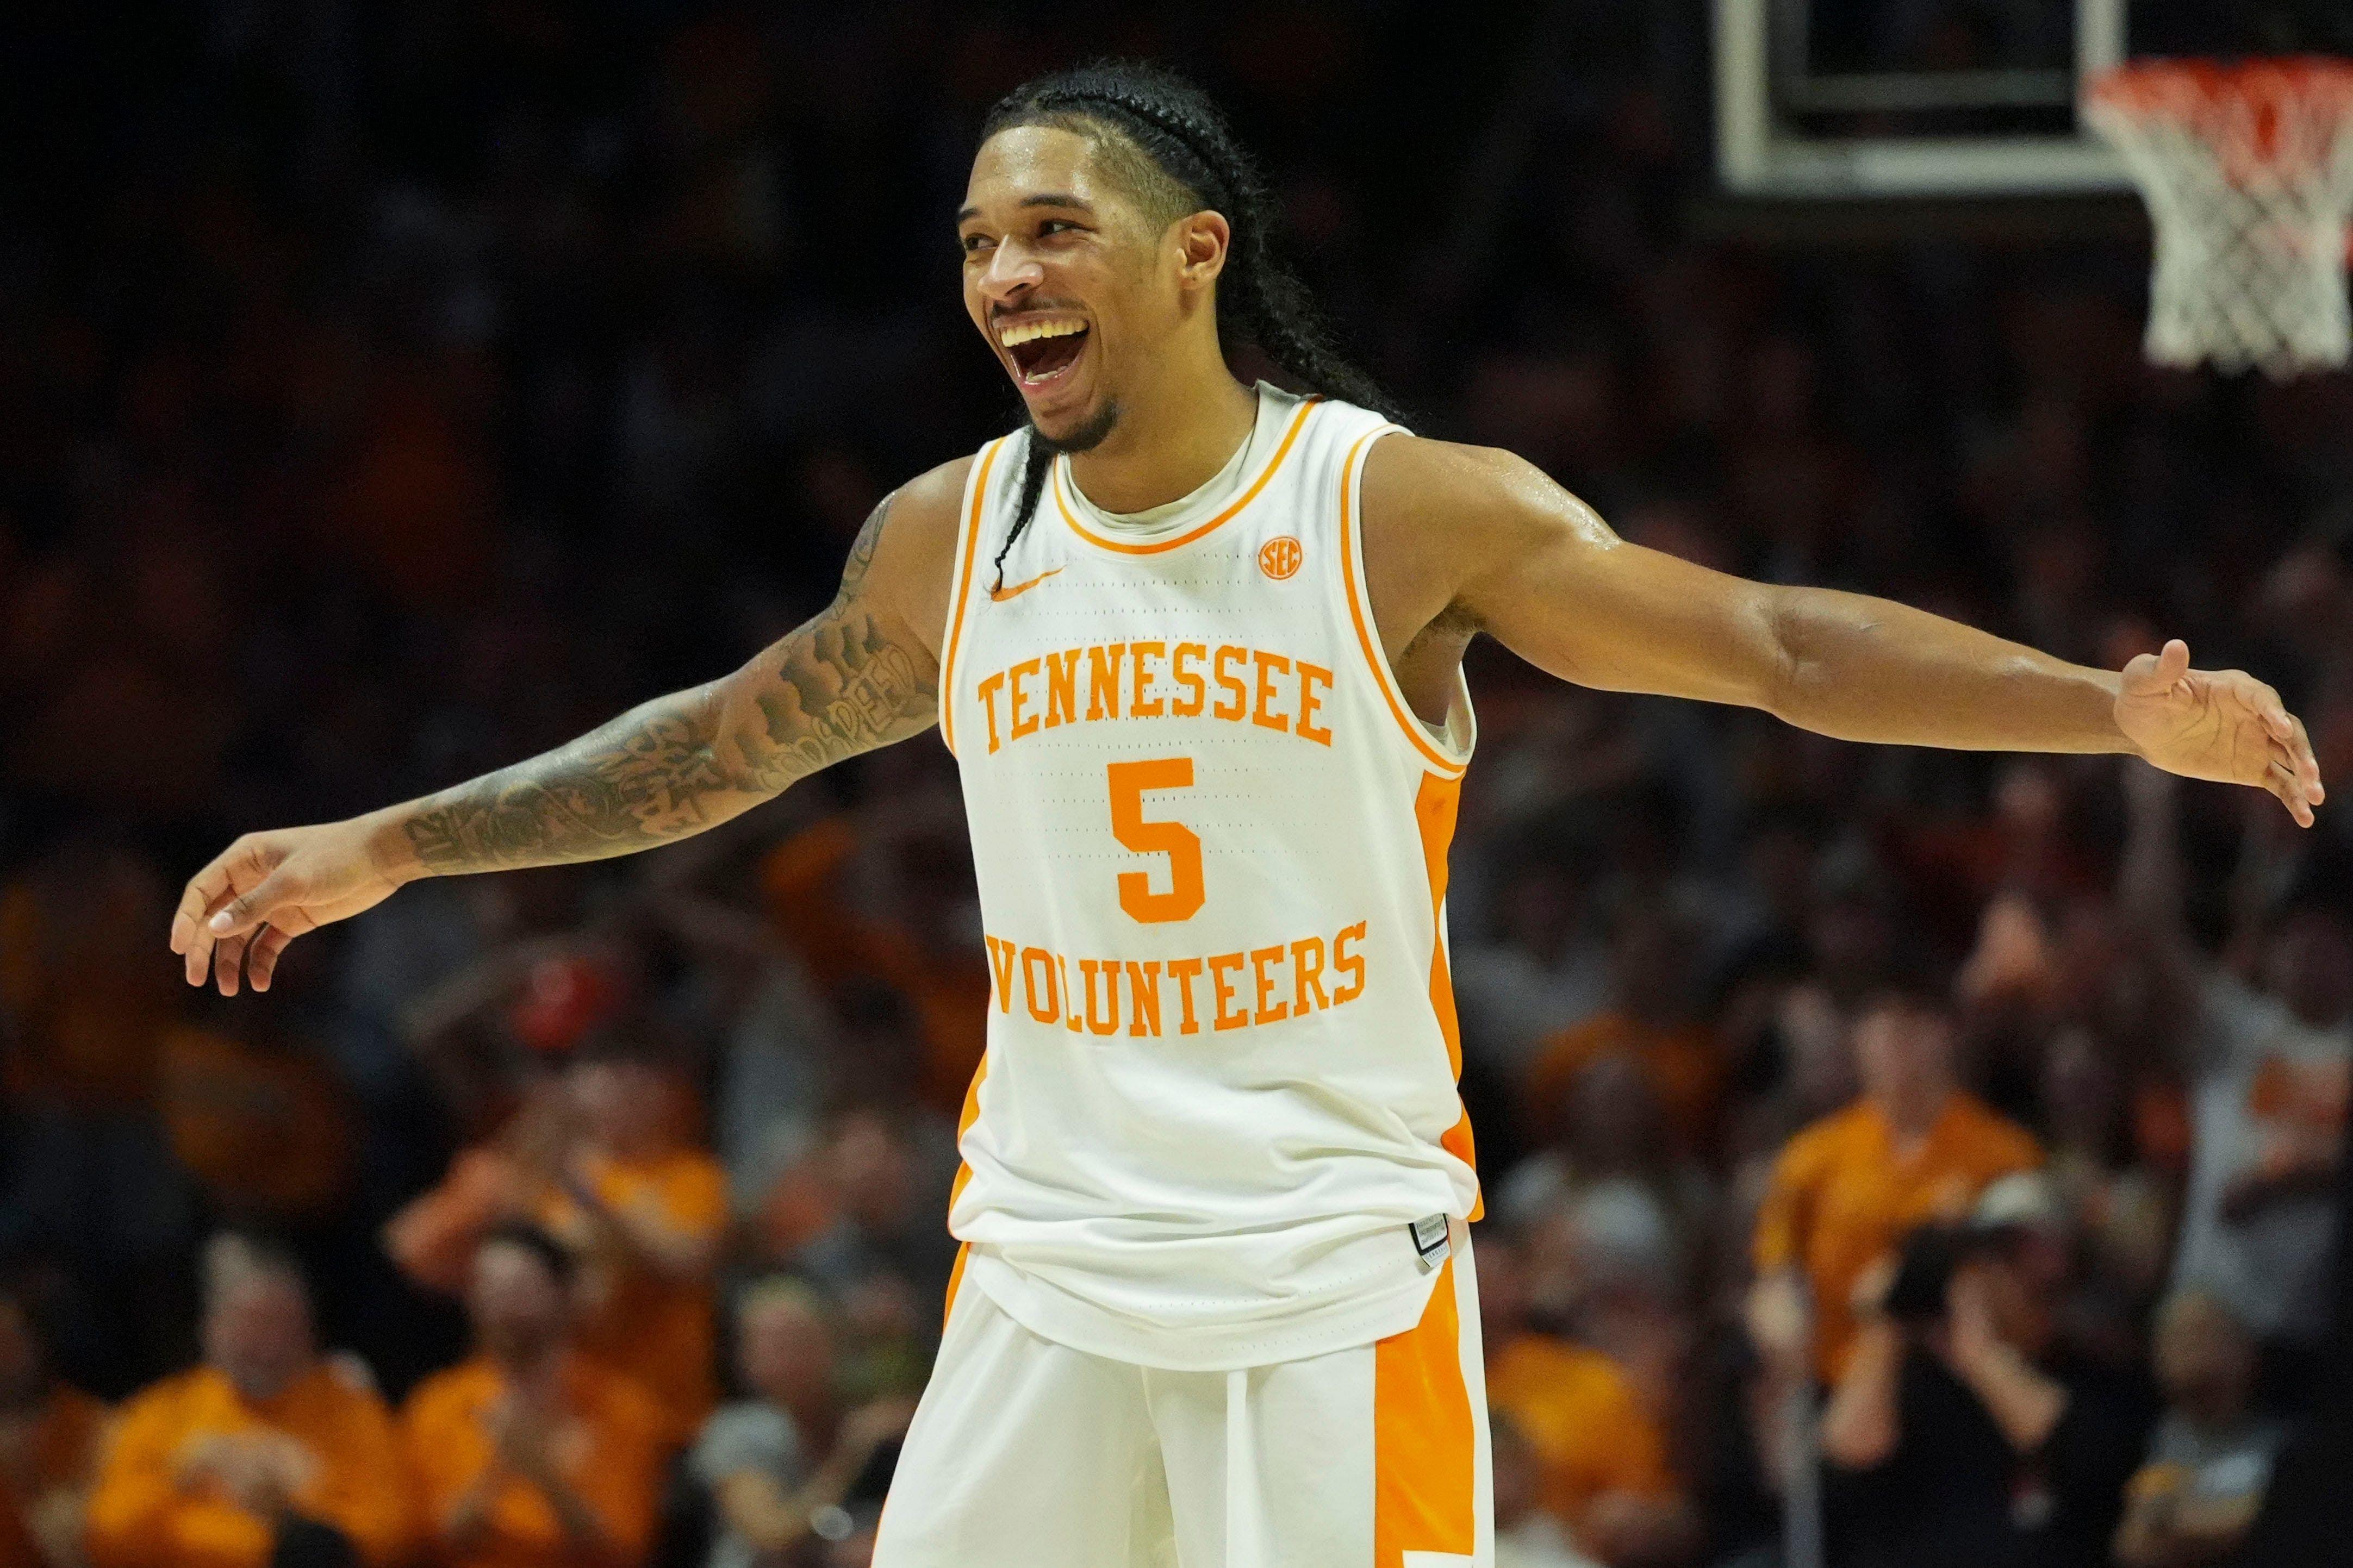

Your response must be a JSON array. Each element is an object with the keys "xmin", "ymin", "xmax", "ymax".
[
  {"xmin": 1478, "ymin": 1227, "xmax": 1696, "ymax": 1565},
  {"xmin": 0, "ymin": 1283, "xmax": 108, "ymax": 1568},
  {"xmin": 758, "ymin": 799, "xmax": 991, "ymax": 1120},
  {"xmin": 545, "ymin": 1035, "xmax": 728, "ymax": 1447},
  {"xmin": 86, "ymin": 1235, "xmax": 413, "ymax": 1568},
  {"xmin": 1747, "ymin": 983, "xmax": 2043, "ymax": 1388},
  {"xmin": 403, "ymin": 1225, "xmax": 667, "ymax": 1568},
  {"xmin": 1522, "ymin": 901, "xmax": 1722, "ymax": 1159},
  {"xmin": 388, "ymin": 1032, "xmax": 729, "ymax": 1447}
]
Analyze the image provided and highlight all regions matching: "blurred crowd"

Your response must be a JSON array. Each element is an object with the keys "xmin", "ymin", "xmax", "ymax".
[{"xmin": 2, "ymin": 4, "xmax": 2350, "ymax": 1567}]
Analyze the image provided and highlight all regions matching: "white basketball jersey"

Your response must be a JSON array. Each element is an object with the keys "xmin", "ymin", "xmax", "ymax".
[{"xmin": 936, "ymin": 383, "xmax": 1483, "ymax": 1371}]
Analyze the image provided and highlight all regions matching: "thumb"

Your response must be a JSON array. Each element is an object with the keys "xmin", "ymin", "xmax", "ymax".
[
  {"xmin": 206, "ymin": 873, "xmax": 292, "ymax": 938},
  {"xmin": 2121, "ymin": 638, "xmax": 2192, "ymax": 696}
]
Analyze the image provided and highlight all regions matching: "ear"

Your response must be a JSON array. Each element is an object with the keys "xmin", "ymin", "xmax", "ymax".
[{"xmin": 1171, "ymin": 210, "xmax": 1231, "ymax": 291}]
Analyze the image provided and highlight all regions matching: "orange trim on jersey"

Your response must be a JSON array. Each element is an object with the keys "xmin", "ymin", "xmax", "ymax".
[
  {"xmin": 938, "ymin": 438, "xmax": 1007, "ymax": 757},
  {"xmin": 1416, "ymin": 770, "xmax": 1484, "ymax": 1222},
  {"xmin": 941, "ymin": 1240, "xmax": 972, "ymax": 1335},
  {"xmin": 1372, "ymin": 1253, "xmax": 1477, "ymax": 1566},
  {"xmin": 945, "ymin": 1049, "xmax": 989, "ymax": 1214},
  {"xmin": 1052, "ymin": 397, "xmax": 1322, "ymax": 554},
  {"xmin": 939, "ymin": 1048, "xmax": 986, "ymax": 1329},
  {"xmin": 1337, "ymin": 429, "xmax": 1468, "ymax": 778}
]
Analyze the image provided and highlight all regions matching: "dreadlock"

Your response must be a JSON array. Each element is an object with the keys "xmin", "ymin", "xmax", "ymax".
[{"xmin": 976, "ymin": 59, "xmax": 1406, "ymax": 590}]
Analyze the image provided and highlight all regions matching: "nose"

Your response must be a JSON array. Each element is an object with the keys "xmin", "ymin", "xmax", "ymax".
[{"xmin": 976, "ymin": 241, "xmax": 1044, "ymax": 303}]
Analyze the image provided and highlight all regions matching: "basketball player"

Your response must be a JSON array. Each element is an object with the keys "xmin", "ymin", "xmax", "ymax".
[{"xmin": 171, "ymin": 62, "xmax": 2321, "ymax": 1568}]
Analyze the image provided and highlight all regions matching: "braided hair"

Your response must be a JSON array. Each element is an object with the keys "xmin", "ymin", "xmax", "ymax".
[{"xmin": 976, "ymin": 60, "xmax": 1405, "ymax": 589}]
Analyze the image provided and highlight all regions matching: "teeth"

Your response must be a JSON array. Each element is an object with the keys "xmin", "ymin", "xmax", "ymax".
[{"xmin": 999, "ymin": 320, "xmax": 1087, "ymax": 348}]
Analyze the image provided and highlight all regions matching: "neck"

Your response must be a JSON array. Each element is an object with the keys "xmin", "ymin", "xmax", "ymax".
[
  {"xmin": 786, "ymin": 1388, "xmax": 838, "ymax": 1448},
  {"xmin": 1065, "ymin": 342, "xmax": 1259, "ymax": 514},
  {"xmin": 1880, "ymin": 1088, "xmax": 1951, "ymax": 1141},
  {"xmin": 496, "ymin": 1341, "xmax": 565, "ymax": 1390}
]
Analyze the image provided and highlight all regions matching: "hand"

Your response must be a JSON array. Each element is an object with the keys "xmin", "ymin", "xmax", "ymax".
[
  {"xmin": 835, "ymin": 1396, "xmax": 916, "ymax": 1460},
  {"xmin": 172, "ymin": 1433, "xmax": 233, "ymax": 1494},
  {"xmin": 1847, "ymin": 1253, "xmax": 1900, "ymax": 1323},
  {"xmin": 2117, "ymin": 640, "xmax": 2324, "ymax": 826},
  {"xmin": 1939, "ymin": 1264, "xmax": 2004, "ymax": 1380},
  {"xmin": 490, "ymin": 1398, "xmax": 562, "ymax": 1484},
  {"xmin": 170, "ymin": 817, "xmax": 412, "ymax": 994},
  {"xmin": 1744, "ymin": 1271, "xmax": 1813, "ymax": 1378}
]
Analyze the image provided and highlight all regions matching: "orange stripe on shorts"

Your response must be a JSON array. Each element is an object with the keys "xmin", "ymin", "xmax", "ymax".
[{"xmin": 1372, "ymin": 1255, "xmax": 1476, "ymax": 1565}]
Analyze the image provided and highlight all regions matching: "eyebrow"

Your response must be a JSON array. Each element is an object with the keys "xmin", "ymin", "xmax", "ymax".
[{"xmin": 955, "ymin": 192, "xmax": 1097, "ymax": 224}]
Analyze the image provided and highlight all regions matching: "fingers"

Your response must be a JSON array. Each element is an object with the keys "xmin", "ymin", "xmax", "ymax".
[
  {"xmin": 211, "ymin": 929, "xmax": 252, "ymax": 997},
  {"xmin": 2260, "ymin": 707, "xmax": 2325, "ymax": 828},
  {"xmin": 204, "ymin": 870, "xmax": 290, "ymax": 942},
  {"xmin": 2287, "ymin": 713, "xmax": 2325, "ymax": 805},
  {"xmin": 2267, "ymin": 759, "xmax": 2317, "ymax": 828},
  {"xmin": 245, "ymin": 926, "xmax": 298, "ymax": 992},
  {"xmin": 171, "ymin": 857, "xmax": 242, "ymax": 985}
]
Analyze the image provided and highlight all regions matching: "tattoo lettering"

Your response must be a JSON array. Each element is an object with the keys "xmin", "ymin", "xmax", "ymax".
[{"xmin": 402, "ymin": 491, "xmax": 937, "ymax": 873}]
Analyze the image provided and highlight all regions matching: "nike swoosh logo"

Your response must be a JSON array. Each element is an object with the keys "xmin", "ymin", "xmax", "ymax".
[{"xmin": 990, "ymin": 566, "xmax": 1062, "ymax": 602}]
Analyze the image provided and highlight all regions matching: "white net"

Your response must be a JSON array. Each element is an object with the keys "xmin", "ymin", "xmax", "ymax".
[{"xmin": 2086, "ymin": 60, "xmax": 2353, "ymax": 378}]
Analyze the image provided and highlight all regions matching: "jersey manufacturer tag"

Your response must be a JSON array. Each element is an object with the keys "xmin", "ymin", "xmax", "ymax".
[{"xmin": 1409, "ymin": 1213, "xmax": 1452, "ymax": 1273}]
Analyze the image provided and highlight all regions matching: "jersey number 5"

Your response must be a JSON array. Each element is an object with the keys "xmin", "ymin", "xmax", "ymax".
[{"xmin": 1107, "ymin": 758, "xmax": 1205, "ymax": 924}]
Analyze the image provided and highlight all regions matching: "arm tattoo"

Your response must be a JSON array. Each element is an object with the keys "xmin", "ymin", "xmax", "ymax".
[{"xmin": 402, "ymin": 492, "xmax": 937, "ymax": 873}]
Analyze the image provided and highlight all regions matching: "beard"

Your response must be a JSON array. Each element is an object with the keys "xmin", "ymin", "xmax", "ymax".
[{"xmin": 1031, "ymin": 395, "xmax": 1119, "ymax": 455}]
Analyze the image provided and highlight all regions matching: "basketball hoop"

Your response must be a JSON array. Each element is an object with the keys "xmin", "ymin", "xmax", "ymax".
[{"xmin": 2086, "ymin": 58, "xmax": 2353, "ymax": 378}]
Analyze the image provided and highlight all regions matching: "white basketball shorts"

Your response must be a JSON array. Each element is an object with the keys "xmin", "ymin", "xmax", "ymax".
[{"xmin": 872, "ymin": 1220, "xmax": 1492, "ymax": 1568}]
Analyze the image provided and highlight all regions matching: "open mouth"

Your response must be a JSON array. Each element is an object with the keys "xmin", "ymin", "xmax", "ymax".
[{"xmin": 1003, "ymin": 322, "xmax": 1090, "ymax": 386}]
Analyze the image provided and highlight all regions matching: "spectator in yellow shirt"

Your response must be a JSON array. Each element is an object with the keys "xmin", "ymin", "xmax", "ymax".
[
  {"xmin": 85, "ymin": 1235, "xmax": 412, "ymax": 1568},
  {"xmin": 403, "ymin": 1224, "xmax": 667, "ymax": 1568},
  {"xmin": 1748, "ymin": 984, "xmax": 2042, "ymax": 1385},
  {"xmin": 1478, "ymin": 1226, "xmax": 1695, "ymax": 1564},
  {"xmin": 544, "ymin": 1037, "xmax": 727, "ymax": 1448},
  {"xmin": 387, "ymin": 1033, "xmax": 727, "ymax": 1449}
]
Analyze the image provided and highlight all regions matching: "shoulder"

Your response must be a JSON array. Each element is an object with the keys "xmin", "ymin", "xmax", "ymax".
[
  {"xmin": 1354, "ymin": 435, "xmax": 1617, "ymax": 644},
  {"xmin": 692, "ymin": 1401, "xmax": 800, "ymax": 1476},
  {"xmin": 1491, "ymin": 1335, "xmax": 1641, "ymax": 1421},
  {"xmin": 295, "ymin": 1359, "xmax": 391, "ymax": 1422},
  {"xmin": 856, "ymin": 453, "xmax": 981, "ymax": 664},
  {"xmin": 1778, "ymin": 1102, "xmax": 1875, "ymax": 1176},
  {"xmin": 1950, "ymin": 1095, "xmax": 2043, "ymax": 1169},
  {"xmin": 1359, "ymin": 436, "xmax": 1609, "ymax": 546},
  {"xmin": 886, "ymin": 453, "xmax": 980, "ymax": 540},
  {"xmin": 863, "ymin": 454, "xmax": 975, "ymax": 583},
  {"xmin": 108, "ymin": 1367, "xmax": 206, "ymax": 1428},
  {"xmin": 401, "ymin": 1359, "xmax": 491, "ymax": 1425}
]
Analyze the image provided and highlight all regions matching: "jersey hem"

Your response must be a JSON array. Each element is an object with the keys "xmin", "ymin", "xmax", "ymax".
[{"xmin": 961, "ymin": 1241, "xmax": 1450, "ymax": 1372}]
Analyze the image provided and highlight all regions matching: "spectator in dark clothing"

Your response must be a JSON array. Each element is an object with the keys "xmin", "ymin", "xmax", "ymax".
[
  {"xmin": 2115, "ymin": 1288, "xmax": 2287, "ymax": 1568},
  {"xmin": 1820, "ymin": 1173, "xmax": 2155, "ymax": 1568}
]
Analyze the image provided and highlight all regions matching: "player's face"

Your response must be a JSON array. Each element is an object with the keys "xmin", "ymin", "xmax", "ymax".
[{"xmin": 958, "ymin": 126, "xmax": 1178, "ymax": 445}]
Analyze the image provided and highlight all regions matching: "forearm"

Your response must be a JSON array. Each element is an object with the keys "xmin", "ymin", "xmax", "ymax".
[
  {"xmin": 1819, "ymin": 1320, "xmax": 1904, "ymax": 1470},
  {"xmin": 366, "ymin": 679, "xmax": 758, "ymax": 881},
  {"xmin": 1958, "ymin": 1343, "xmax": 2068, "ymax": 1454},
  {"xmin": 1766, "ymin": 586, "xmax": 2133, "ymax": 755},
  {"xmin": 533, "ymin": 1473, "xmax": 619, "ymax": 1563}
]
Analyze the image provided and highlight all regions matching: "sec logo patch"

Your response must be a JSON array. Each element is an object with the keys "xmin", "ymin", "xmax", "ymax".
[{"xmin": 1258, "ymin": 536, "xmax": 1303, "ymax": 580}]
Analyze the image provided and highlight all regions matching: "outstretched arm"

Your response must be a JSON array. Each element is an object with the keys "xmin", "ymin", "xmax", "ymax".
[
  {"xmin": 1363, "ymin": 439, "xmax": 2324, "ymax": 822},
  {"xmin": 170, "ymin": 457, "xmax": 968, "ymax": 994}
]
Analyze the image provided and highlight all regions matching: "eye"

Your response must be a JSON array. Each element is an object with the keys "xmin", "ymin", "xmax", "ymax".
[{"xmin": 1038, "ymin": 219, "xmax": 1079, "ymax": 237}]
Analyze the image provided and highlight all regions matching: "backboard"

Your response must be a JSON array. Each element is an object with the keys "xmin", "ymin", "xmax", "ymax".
[{"xmin": 1716, "ymin": 0, "xmax": 2131, "ymax": 196}]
